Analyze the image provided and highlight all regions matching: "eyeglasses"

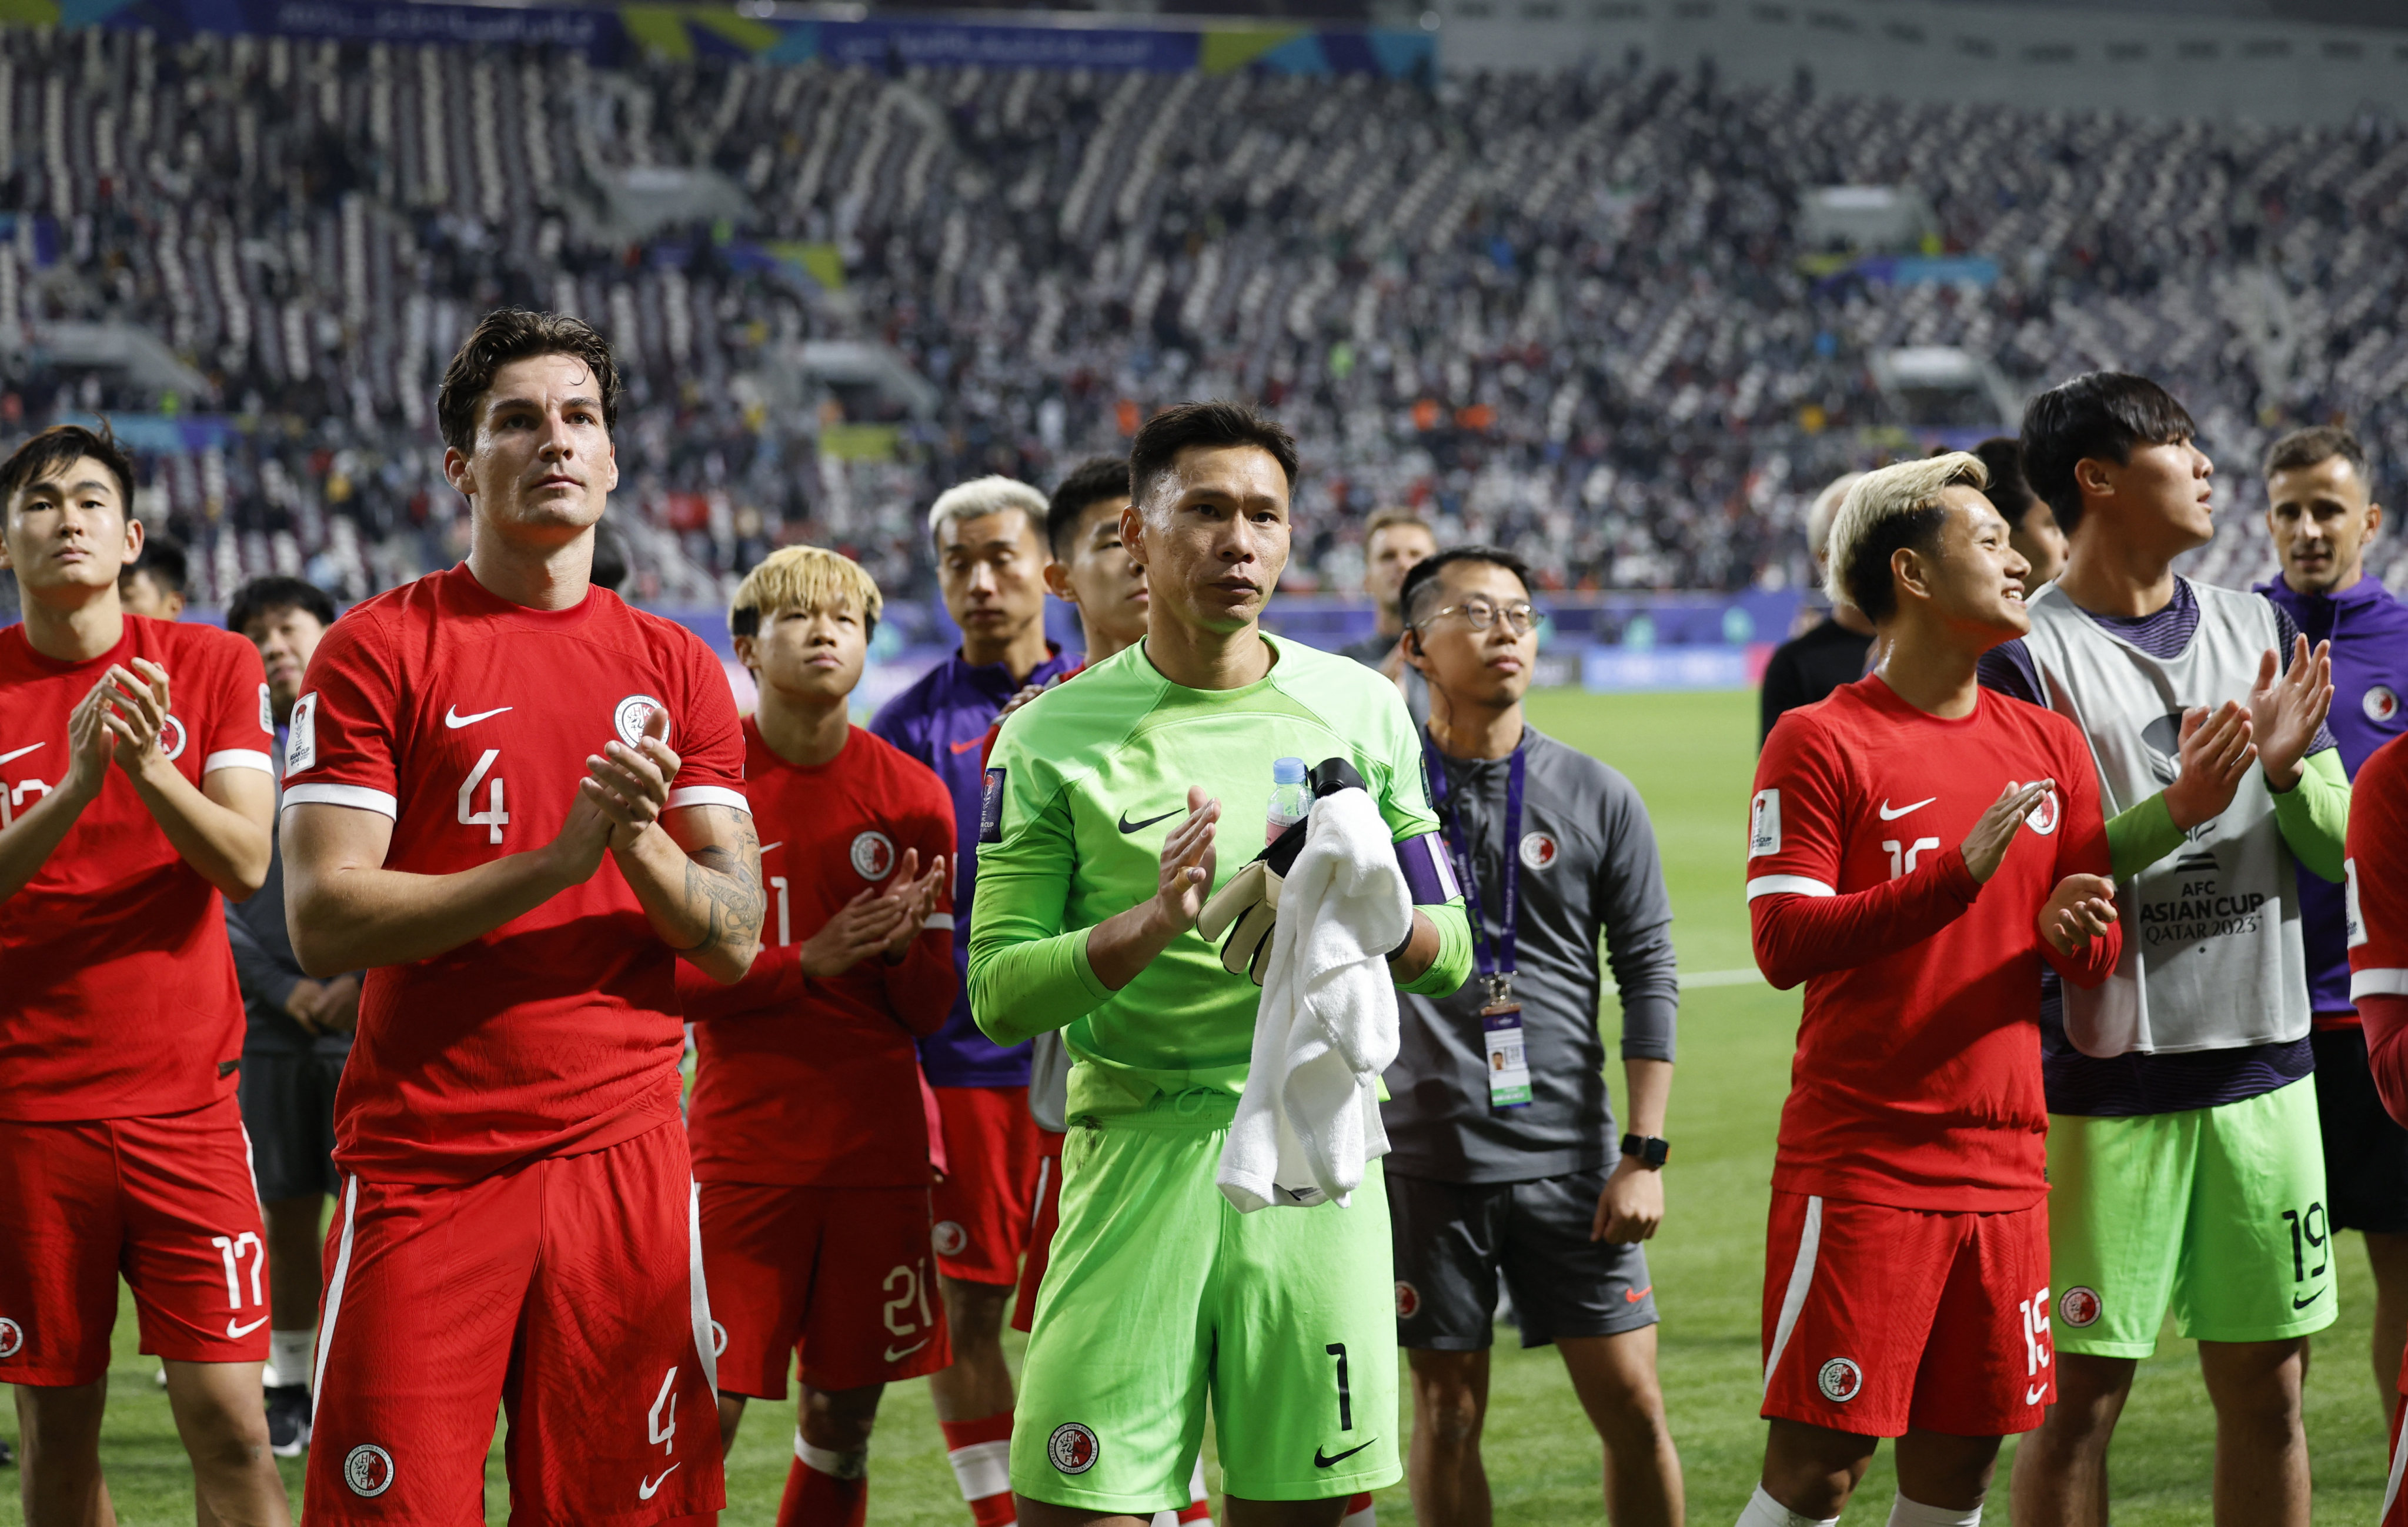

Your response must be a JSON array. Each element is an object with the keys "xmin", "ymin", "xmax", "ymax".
[{"xmin": 1424, "ymin": 598, "xmax": 1539, "ymax": 636}]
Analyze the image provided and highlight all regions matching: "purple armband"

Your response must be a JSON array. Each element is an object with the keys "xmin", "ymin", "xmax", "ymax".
[{"xmin": 1397, "ymin": 831, "xmax": 1461, "ymax": 906}]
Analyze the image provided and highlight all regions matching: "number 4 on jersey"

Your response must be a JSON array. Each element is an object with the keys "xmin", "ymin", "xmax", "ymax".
[{"xmin": 459, "ymin": 749, "xmax": 509, "ymax": 844}]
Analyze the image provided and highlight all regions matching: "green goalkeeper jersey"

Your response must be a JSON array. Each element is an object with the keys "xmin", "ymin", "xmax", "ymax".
[{"xmin": 968, "ymin": 634, "xmax": 1473, "ymax": 1119}]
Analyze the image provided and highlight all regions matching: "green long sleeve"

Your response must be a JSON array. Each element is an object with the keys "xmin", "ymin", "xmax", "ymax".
[
  {"xmin": 2105, "ymin": 792, "xmax": 2188, "ymax": 881},
  {"xmin": 2270, "ymin": 748, "xmax": 2349, "ymax": 884}
]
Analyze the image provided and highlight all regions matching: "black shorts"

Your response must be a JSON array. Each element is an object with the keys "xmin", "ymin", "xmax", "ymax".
[
  {"xmin": 2313, "ymin": 1025, "xmax": 2408, "ymax": 1235},
  {"xmin": 236, "ymin": 1050, "xmax": 346, "ymax": 1202},
  {"xmin": 1388, "ymin": 1166, "xmax": 1658, "ymax": 1351}
]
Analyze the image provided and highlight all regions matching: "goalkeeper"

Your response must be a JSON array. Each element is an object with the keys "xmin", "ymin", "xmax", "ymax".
[{"xmin": 970, "ymin": 401, "xmax": 1472, "ymax": 1526}]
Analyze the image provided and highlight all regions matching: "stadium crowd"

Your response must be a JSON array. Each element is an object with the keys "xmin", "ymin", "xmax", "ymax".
[{"xmin": 4, "ymin": 25, "xmax": 2408, "ymax": 615}]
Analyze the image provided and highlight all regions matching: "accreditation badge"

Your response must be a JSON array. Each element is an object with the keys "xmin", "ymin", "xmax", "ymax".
[{"xmin": 1481, "ymin": 976, "xmax": 1531, "ymax": 1110}]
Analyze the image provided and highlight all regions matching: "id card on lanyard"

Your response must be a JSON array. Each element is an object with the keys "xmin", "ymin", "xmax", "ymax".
[{"xmin": 1424, "ymin": 732, "xmax": 1532, "ymax": 1110}]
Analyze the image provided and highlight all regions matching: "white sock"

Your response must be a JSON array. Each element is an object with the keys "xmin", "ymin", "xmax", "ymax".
[
  {"xmin": 1736, "ymin": 1484, "xmax": 1839, "ymax": 1527},
  {"xmin": 268, "ymin": 1328, "xmax": 315, "ymax": 1390},
  {"xmin": 1340, "ymin": 1496, "xmax": 1377, "ymax": 1526},
  {"xmin": 1887, "ymin": 1496, "xmax": 1982, "ymax": 1527}
]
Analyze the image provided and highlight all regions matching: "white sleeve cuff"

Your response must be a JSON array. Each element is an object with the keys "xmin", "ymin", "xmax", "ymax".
[
  {"xmin": 1746, "ymin": 874, "xmax": 1836, "ymax": 901},
  {"xmin": 666, "ymin": 785, "xmax": 752, "ymax": 813},
  {"xmin": 202, "ymin": 749, "xmax": 276, "ymax": 775},
  {"xmin": 923, "ymin": 913, "xmax": 956, "ymax": 931},
  {"xmin": 281, "ymin": 783, "xmax": 399, "ymax": 818},
  {"xmin": 2353, "ymin": 969, "xmax": 2408, "ymax": 999}
]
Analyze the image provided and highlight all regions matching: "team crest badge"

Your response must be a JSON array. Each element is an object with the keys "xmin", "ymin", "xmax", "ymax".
[
  {"xmin": 0, "ymin": 1316, "xmax": 22, "ymax": 1357},
  {"xmin": 1518, "ymin": 831, "xmax": 1559, "ymax": 870},
  {"xmin": 159, "ymin": 714, "xmax": 188, "ymax": 761},
  {"xmin": 2059, "ymin": 1286, "xmax": 2102, "ymax": 1328},
  {"xmin": 1816, "ymin": 1358, "xmax": 1862, "ymax": 1403},
  {"xmin": 2369, "ymin": 686, "xmax": 2400, "ymax": 725},
  {"xmin": 931, "ymin": 1221, "xmax": 967, "ymax": 1256},
  {"xmin": 343, "ymin": 1444, "xmax": 396, "ymax": 1497},
  {"xmin": 1048, "ymin": 1422, "xmax": 1100, "ymax": 1475},
  {"xmin": 2013, "ymin": 781, "xmax": 2060, "ymax": 836},
  {"xmin": 851, "ymin": 831, "xmax": 897, "ymax": 881},
  {"xmin": 1395, "ymin": 1281, "xmax": 1421, "ymax": 1320},
  {"xmin": 613, "ymin": 694, "xmax": 669, "ymax": 748}
]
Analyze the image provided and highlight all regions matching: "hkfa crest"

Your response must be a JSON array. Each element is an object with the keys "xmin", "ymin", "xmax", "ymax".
[
  {"xmin": 931, "ymin": 1221, "xmax": 967, "ymax": 1256},
  {"xmin": 2059, "ymin": 1286, "xmax": 2103, "ymax": 1328},
  {"xmin": 1816, "ymin": 1357, "xmax": 1863, "ymax": 1403},
  {"xmin": 2369, "ymin": 685, "xmax": 2401, "ymax": 725},
  {"xmin": 1395, "ymin": 1282, "xmax": 1421, "ymax": 1320},
  {"xmin": 0, "ymin": 1316, "xmax": 22, "ymax": 1357},
  {"xmin": 851, "ymin": 831, "xmax": 897, "ymax": 881},
  {"xmin": 1048, "ymin": 1422, "xmax": 1100, "ymax": 1475},
  {"xmin": 343, "ymin": 1444, "xmax": 396, "ymax": 1498},
  {"xmin": 613, "ymin": 694, "xmax": 668, "ymax": 749},
  {"xmin": 1518, "ymin": 831, "xmax": 1560, "ymax": 870}
]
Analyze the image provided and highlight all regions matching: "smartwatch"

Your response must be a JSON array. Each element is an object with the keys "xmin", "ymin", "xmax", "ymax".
[{"xmin": 1620, "ymin": 1133, "xmax": 1670, "ymax": 1169}]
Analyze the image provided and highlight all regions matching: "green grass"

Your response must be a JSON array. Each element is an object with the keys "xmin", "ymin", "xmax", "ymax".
[{"xmin": 3, "ymin": 688, "xmax": 2393, "ymax": 1522}]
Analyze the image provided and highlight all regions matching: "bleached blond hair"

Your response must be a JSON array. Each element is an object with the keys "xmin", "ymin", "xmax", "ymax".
[
  {"xmin": 927, "ymin": 475, "xmax": 1047, "ymax": 545},
  {"xmin": 1805, "ymin": 472, "xmax": 1863, "ymax": 565},
  {"xmin": 729, "ymin": 546, "xmax": 883, "ymax": 641},
  {"xmin": 1823, "ymin": 452, "xmax": 1990, "ymax": 612}
]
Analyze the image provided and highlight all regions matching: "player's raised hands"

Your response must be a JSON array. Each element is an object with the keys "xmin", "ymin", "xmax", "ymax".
[
  {"xmin": 874, "ymin": 849, "xmax": 948, "ymax": 963},
  {"xmin": 799, "ymin": 861, "xmax": 930, "ymax": 979},
  {"xmin": 2163, "ymin": 701, "xmax": 2255, "ymax": 830},
  {"xmin": 2251, "ymin": 635, "xmax": 2334, "ymax": 791},
  {"xmin": 96, "ymin": 659, "xmax": 173, "ymax": 775},
  {"xmin": 1154, "ymin": 787, "xmax": 1221, "ymax": 934},
  {"xmin": 62, "ymin": 675, "xmax": 119, "ymax": 799},
  {"xmin": 546, "ymin": 785, "xmax": 617, "ymax": 883},
  {"xmin": 2038, "ymin": 872, "xmax": 2119, "ymax": 957},
  {"xmin": 582, "ymin": 704, "xmax": 682, "ymax": 850},
  {"xmin": 1962, "ymin": 779, "xmax": 2055, "ymax": 883}
]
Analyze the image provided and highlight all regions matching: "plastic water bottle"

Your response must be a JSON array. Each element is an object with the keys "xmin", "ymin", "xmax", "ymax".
[{"xmin": 1267, "ymin": 756, "xmax": 1311, "ymax": 845}]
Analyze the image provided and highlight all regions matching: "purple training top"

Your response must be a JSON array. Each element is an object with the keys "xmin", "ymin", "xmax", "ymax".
[
  {"xmin": 871, "ymin": 644, "xmax": 1080, "ymax": 1088},
  {"xmin": 2256, "ymin": 572, "xmax": 2408, "ymax": 1014}
]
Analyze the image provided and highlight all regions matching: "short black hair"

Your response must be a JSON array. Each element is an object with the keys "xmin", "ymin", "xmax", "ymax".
[
  {"xmin": 1, "ymin": 421, "xmax": 138, "ymax": 517},
  {"xmin": 1046, "ymin": 456, "xmax": 1132, "ymax": 558},
  {"xmin": 2019, "ymin": 372, "xmax": 2196, "ymax": 536},
  {"xmin": 589, "ymin": 522, "xmax": 630, "ymax": 594},
  {"xmin": 1128, "ymin": 402, "xmax": 1298, "ymax": 512},
  {"xmin": 226, "ymin": 575, "xmax": 336, "ymax": 635},
  {"xmin": 436, "ymin": 308, "xmax": 622, "ymax": 454},
  {"xmin": 2264, "ymin": 424, "xmax": 2369, "ymax": 486},
  {"xmin": 123, "ymin": 533, "xmax": 189, "ymax": 599},
  {"xmin": 1400, "ymin": 545, "xmax": 1535, "ymax": 629},
  {"xmin": 1971, "ymin": 436, "xmax": 2043, "ymax": 527}
]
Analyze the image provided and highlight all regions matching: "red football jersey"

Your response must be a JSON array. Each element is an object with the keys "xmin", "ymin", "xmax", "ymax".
[
  {"xmin": 280, "ymin": 565, "xmax": 747, "ymax": 1184},
  {"xmin": 1747, "ymin": 675, "xmax": 2119, "ymax": 1212},
  {"xmin": 2350, "ymin": 736, "xmax": 2408, "ymax": 1125},
  {"xmin": 681, "ymin": 721, "xmax": 956, "ymax": 1187},
  {"xmin": 0, "ymin": 616, "xmax": 273, "ymax": 1121}
]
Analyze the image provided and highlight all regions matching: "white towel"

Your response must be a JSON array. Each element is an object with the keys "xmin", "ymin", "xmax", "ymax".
[{"xmin": 1217, "ymin": 788, "xmax": 1412, "ymax": 1212}]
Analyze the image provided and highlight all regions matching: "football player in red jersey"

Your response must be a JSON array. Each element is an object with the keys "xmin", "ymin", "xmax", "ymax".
[
  {"xmin": 2347, "ymin": 736, "xmax": 2408, "ymax": 1526},
  {"xmin": 279, "ymin": 311, "xmax": 762, "ymax": 1526},
  {"xmin": 681, "ymin": 546, "xmax": 956, "ymax": 1527},
  {"xmin": 0, "ymin": 422, "xmax": 289, "ymax": 1525},
  {"xmin": 1736, "ymin": 454, "xmax": 2121, "ymax": 1527}
]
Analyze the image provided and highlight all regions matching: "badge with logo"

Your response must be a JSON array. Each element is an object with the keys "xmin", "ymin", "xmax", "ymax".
[
  {"xmin": 1395, "ymin": 1282, "xmax": 1421, "ymax": 1321},
  {"xmin": 613, "ymin": 694, "xmax": 668, "ymax": 749},
  {"xmin": 2058, "ymin": 1286, "xmax": 2103, "ymax": 1328},
  {"xmin": 2369, "ymin": 685, "xmax": 2401, "ymax": 725},
  {"xmin": 1816, "ymin": 1357, "xmax": 1862, "ymax": 1403},
  {"xmin": 851, "ymin": 831, "xmax": 896, "ymax": 881},
  {"xmin": 286, "ymin": 693, "xmax": 318, "ymax": 773},
  {"xmin": 710, "ymin": 1319, "xmax": 729, "ymax": 1358},
  {"xmin": 931, "ymin": 1221, "xmax": 967, "ymax": 1256},
  {"xmin": 343, "ymin": 1443, "xmax": 396, "ymax": 1497},
  {"xmin": 1518, "ymin": 831, "xmax": 1559, "ymax": 870},
  {"xmin": 258, "ymin": 682, "xmax": 273, "ymax": 735},
  {"xmin": 159, "ymin": 714, "xmax": 188, "ymax": 761},
  {"xmin": 1749, "ymin": 789, "xmax": 1781, "ymax": 858},
  {"xmin": 979, "ymin": 767, "xmax": 1006, "ymax": 844},
  {"xmin": 0, "ymin": 1316, "xmax": 22, "ymax": 1358},
  {"xmin": 2014, "ymin": 781, "xmax": 2061, "ymax": 836},
  {"xmin": 1048, "ymin": 1422, "xmax": 1100, "ymax": 1475}
]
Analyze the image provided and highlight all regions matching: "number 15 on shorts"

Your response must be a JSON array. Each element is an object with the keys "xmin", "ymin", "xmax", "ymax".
[{"xmin": 2017, "ymin": 1286, "xmax": 2053, "ymax": 1406}]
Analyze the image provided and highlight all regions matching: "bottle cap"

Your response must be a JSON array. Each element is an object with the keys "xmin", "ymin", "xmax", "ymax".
[{"xmin": 1273, "ymin": 756, "xmax": 1308, "ymax": 783}]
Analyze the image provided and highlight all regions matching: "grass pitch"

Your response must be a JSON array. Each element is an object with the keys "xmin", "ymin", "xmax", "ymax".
[{"xmin": 4, "ymin": 688, "xmax": 2393, "ymax": 1522}]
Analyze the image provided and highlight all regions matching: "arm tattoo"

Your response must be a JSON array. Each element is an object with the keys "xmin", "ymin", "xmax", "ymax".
[{"xmin": 670, "ymin": 809, "xmax": 764, "ymax": 959}]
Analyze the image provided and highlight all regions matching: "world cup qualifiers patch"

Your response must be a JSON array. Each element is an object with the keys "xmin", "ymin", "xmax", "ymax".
[
  {"xmin": 286, "ymin": 692, "xmax": 318, "ymax": 773},
  {"xmin": 1816, "ymin": 1356, "xmax": 1862, "ymax": 1403},
  {"xmin": 1749, "ymin": 789, "xmax": 1781, "ymax": 857},
  {"xmin": 979, "ymin": 767, "xmax": 1006, "ymax": 844},
  {"xmin": 343, "ymin": 1443, "xmax": 396, "ymax": 1498},
  {"xmin": 1048, "ymin": 1422, "xmax": 1100, "ymax": 1475}
]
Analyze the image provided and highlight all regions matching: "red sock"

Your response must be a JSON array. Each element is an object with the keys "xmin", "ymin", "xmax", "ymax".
[
  {"xmin": 1175, "ymin": 1455, "xmax": 1214, "ymax": 1522},
  {"xmin": 1175, "ymin": 1499, "xmax": 1214, "ymax": 1523},
  {"xmin": 940, "ymin": 1412, "xmax": 1017, "ymax": 1527},
  {"xmin": 777, "ymin": 1436, "xmax": 869, "ymax": 1527}
]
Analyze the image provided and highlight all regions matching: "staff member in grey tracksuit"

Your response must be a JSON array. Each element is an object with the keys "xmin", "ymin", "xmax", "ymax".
[{"xmin": 1384, "ymin": 546, "xmax": 1684, "ymax": 1527}]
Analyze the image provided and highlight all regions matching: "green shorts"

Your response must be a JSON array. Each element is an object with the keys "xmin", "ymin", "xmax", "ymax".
[
  {"xmin": 1011, "ymin": 1099, "xmax": 1401, "ymax": 1513},
  {"xmin": 2047, "ymin": 1076, "xmax": 2336, "ymax": 1357}
]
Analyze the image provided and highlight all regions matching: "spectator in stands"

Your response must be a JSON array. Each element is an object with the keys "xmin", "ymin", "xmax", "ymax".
[
  {"xmin": 1341, "ymin": 508, "xmax": 1438, "ymax": 728},
  {"xmin": 222, "ymin": 574, "xmax": 353, "ymax": 1459},
  {"xmin": 119, "ymin": 533, "xmax": 188, "ymax": 621},
  {"xmin": 1975, "ymin": 436, "xmax": 2070, "ymax": 588},
  {"xmin": 2253, "ymin": 424, "xmax": 2408, "ymax": 1421},
  {"xmin": 1757, "ymin": 475, "xmax": 1872, "ymax": 744}
]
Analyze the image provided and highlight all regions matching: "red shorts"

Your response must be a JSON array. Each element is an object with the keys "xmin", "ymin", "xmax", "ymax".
[
  {"xmin": 0, "ymin": 1095, "xmax": 270, "ymax": 1386},
  {"xmin": 929, "ymin": 1085, "xmax": 1038, "ymax": 1286},
  {"xmin": 304, "ymin": 1119, "xmax": 724, "ymax": 1526},
  {"xmin": 1010, "ymin": 1128, "xmax": 1067, "ymax": 1333},
  {"xmin": 700, "ymin": 1181, "xmax": 950, "ymax": 1396},
  {"xmin": 2387, "ymin": 1391, "xmax": 2408, "ymax": 1527},
  {"xmin": 1760, "ymin": 1189, "xmax": 2053, "ymax": 1438}
]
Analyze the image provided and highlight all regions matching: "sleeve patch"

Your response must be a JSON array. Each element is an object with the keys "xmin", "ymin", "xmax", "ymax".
[
  {"xmin": 286, "ymin": 692, "xmax": 318, "ymax": 775},
  {"xmin": 2349, "ymin": 858, "xmax": 2366, "ymax": 949},
  {"xmin": 1749, "ymin": 788, "xmax": 1781, "ymax": 858},
  {"xmin": 259, "ymin": 682, "xmax": 273, "ymax": 735},
  {"xmin": 979, "ymin": 766, "xmax": 1006, "ymax": 844}
]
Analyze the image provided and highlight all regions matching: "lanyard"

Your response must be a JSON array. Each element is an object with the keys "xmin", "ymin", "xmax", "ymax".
[{"xmin": 1422, "ymin": 730, "xmax": 1525, "ymax": 993}]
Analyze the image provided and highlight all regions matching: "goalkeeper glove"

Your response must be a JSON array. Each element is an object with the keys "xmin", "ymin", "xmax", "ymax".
[{"xmin": 1196, "ymin": 757, "xmax": 1367, "ymax": 985}]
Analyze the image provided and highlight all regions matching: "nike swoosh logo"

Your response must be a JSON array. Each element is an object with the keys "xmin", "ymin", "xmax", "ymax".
[
  {"xmin": 2294, "ymin": 1287, "xmax": 2327, "ymax": 1309},
  {"xmin": 226, "ymin": 1315, "xmax": 270, "ymax": 1339},
  {"xmin": 1314, "ymin": 1439, "xmax": 1377, "ymax": 1469},
  {"xmin": 639, "ymin": 1464, "xmax": 679, "ymax": 1500},
  {"xmin": 1878, "ymin": 797, "xmax": 1936, "ymax": 820},
  {"xmin": 2026, "ymin": 1383, "xmax": 2049, "ymax": 1405},
  {"xmin": 1624, "ymin": 1284, "xmax": 1653, "ymax": 1303},
  {"xmin": 0, "ymin": 742, "xmax": 44, "ymax": 766},
  {"xmin": 1118, "ymin": 808, "xmax": 1180, "ymax": 833},
  {"xmin": 445, "ymin": 705, "xmax": 512, "ymax": 729},
  {"xmin": 950, "ymin": 737, "xmax": 986, "ymax": 754},
  {"xmin": 882, "ymin": 1339, "xmax": 930, "ymax": 1362}
]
